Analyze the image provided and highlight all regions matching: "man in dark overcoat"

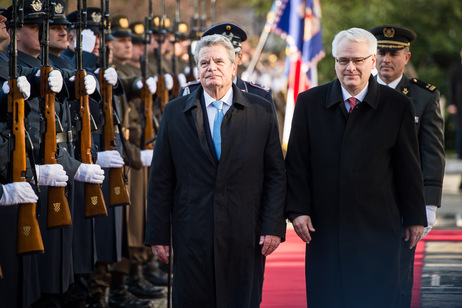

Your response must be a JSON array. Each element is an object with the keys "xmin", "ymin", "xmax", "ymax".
[
  {"xmin": 145, "ymin": 34, "xmax": 286, "ymax": 307},
  {"xmin": 370, "ymin": 25, "xmax": 445, "ymax": 308},
  {"xmin": 285, "ymin": 27, "xmax": 427, "ymax": 308}
]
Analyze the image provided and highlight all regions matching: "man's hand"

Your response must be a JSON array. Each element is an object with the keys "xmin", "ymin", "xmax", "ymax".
[
  {"xmin": 405, "ymin": 225, "xmax": 424, "ymax": 249},
  {"xmin": 151, "ymin": 245, "xmax": 170, "ymax": 264},
  {"xmin": 292, "ymin": 215, "xmax": 316, "ymax": 243},
  {"xmin": 259, "ymin": 235, "xmax": 281, "ymax": 256}
]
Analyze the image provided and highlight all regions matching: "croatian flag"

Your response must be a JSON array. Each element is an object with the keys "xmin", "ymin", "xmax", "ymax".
[{"xmin": 266, "ymin": 0, "xmax": 325, "ymax": 149}]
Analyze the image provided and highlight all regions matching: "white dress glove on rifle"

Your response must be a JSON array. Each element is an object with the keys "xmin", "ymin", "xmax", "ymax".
[
  {"xmin": 69, "ymin": 75, "xmax": 97, "ymax": 95},
  {"xmin": 35, "ymin": 164, "xmax": 68, "ymax": 187},
  {"xmin": 34, "ymin": 69, "xmax": 64, "ymax": 93},
  {"xmin": 74, "ymin": 163, "xmax": 105, "ymax": 184},
  {"xmin": 0, "ymin": 182, "xmax": 39, "ymax": 206},
  {"xmin": 96, "ymin": 150, "xmax": 125, "ymax": 168},
  {"xmin": 2, "ymin": 76, "xmax": 31, "ymax": 99},
  {"xmin": 422, "ymin": 205, "xmax": 437, "ymax": 239},
  {"xmin": 164, "ymin": 73, "xmax": 174, "ymax": 90},
  {"xmin": 95, "ymin": 67, "xmax": 118, "ymax": 86},
  {"xmin": 140, "ymin": 149, "xmax": 153, "ymax": 167},
  {"xmin": 136, "ymin": 77, "xmax": 157, "ymax": 94},
  {"xmin": 177, "ymin": 73, "xmax": 187, "ymax": 88},
  {"xmin": 78, "ymin": 29, "xmax": 96, "ymax": 53}
]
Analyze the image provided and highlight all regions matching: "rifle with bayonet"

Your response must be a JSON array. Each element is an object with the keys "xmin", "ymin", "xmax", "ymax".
[
  {"xmin": 155, "ymin": 0, "xmax": 169, "ymax": 112},
  {"xmin": 8, "ymin": 0, "xmax": 44, "ymax": 254},
  {"xmin": 98, "ymin": 0, "xmax": 130, "ymax": 207},
  {"xmin": 170, "ymin": 0, "xmax": 187, "ymax": 98},
  {"xmin": 40, "ymin": 0, "xmax": 72, "ymax": 228},
  {"xmin": 75, "ymin": 0, "xmax": 107, "ymax": 217},
  {"xmin": 140, "ymin": 0, "xmax": 155, "ymax": 152},
  {"xmin": 186, "ymin": 0, "xmax": 200, "ymax": 82}
]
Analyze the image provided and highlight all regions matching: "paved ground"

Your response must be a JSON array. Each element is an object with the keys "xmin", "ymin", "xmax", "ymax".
[{"xmin": 420, "ymin": 159, "xmax": 462, "ymax": 308}]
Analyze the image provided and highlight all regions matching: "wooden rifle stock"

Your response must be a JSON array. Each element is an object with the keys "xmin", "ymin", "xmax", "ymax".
[
  {"xmin": 40, "ymin": 66, "xmax": 72, "ymax": 228},
  {"xmin": 171, "ymin": 74, "xmax": 180, "ymax": 98},
  {"xmin": 76, "ymin": 70, "xmax": 107, "ymax": 217},
  {"xmin": 157, "ymin": 75, "xmax": 169, "ymax": 113},
  {"xmin": 99, "ymin": 70, "xmax": 130, "ymax": 207},
  {"xmin": 141, "ymin": 79, "xmax": 155, "ymax": 151},
  {"xmin": 9, "ymin": 79, "xmax": 44, "ymax": 254}
]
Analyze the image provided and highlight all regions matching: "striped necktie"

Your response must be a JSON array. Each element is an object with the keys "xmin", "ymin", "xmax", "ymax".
[{"xmin": 348, "ymin": 97, "xmax": 357, "ymax": 113}]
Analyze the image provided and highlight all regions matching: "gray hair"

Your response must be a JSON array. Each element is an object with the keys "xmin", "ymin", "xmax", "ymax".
[
  {"xmin": 194, "ymin": 34, "xmax": 236, "ymax": 65},
  {"xmin": 332, "ymin": 28, "xmax": 377, "ymax": 58}
]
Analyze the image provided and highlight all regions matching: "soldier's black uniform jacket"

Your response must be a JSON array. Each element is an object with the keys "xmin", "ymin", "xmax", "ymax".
[
  {"xmin": 384, "ymin": 74, "xmax": 445, "ymax": 207},
  {"xmin": 179, "ymin": 75, "xmax": 273, "ymax": 104}
]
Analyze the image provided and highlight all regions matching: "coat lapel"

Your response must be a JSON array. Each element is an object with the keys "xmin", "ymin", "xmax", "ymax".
[{"xmin": 183, "ymin": 85, "xmax": 217, "ymax": 165}]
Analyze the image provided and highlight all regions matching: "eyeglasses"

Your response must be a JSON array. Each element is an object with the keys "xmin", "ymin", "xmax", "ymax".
[{"xmin": 335, "ymin": 54, "xmax": 373, "ymax": 66}]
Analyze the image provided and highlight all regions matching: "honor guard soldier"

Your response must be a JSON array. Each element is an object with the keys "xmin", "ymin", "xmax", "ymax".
[
  {"xmin": 108, "ymin": 15, "xmax": 164, "ymax": 308},
  {"xmin": 180, "ymin": 22, "xmax": 273, "ymax": 104},
  {"xmin": 370, "ymin": 25, "xmax": 445, "ymax": 308}
]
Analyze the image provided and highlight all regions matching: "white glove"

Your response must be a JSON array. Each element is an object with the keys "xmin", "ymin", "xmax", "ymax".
[
  {"xmin": 140, "ymin": 149, "xmax": 153, "ymax": 167},
  {"xmin": 164, "ymin": 73, "xmax": 173, "ymax": 91},
  {"xmin": 35, "ymin": 164, "xmax": 68, "ymax": 187},
  {"xmin": 96, "ymin": 150, "xmax": 125, "ymax": 168},
  {"xmin": 96, "ymin": 67, "xmax": 118, "ymax": 86},
  {"xmin": 48, "ymin": 70, "xmax": 64, "ymax": 93},
  {"xmin": 3, "ymin": 77, "xmax": 31, "ymax": 100},
  {"xmin": 74, "ymin": 163, "xmax": 105, "ymax": 184},
  {"xmin": 146, "ymin": 77, "xmax": 157, "ymax": 94},
  {"xmin": 69, "ymin": 75, "xmax": 97, "ymax": 95},
  {"xmin": 177, "ymin": 73, "xmax": 187, "ymax": 88},
  {"xmin": 79, "ymin": 29, "xmax": 96, "ymax": 53},
  {"xmin": 0, "ymin": 182, "xmax": 38, "ymax": 205},
  {"xmin": 136, "ymin": 77, "xmax": 157, "ymax": 94},
  {"xmin": 422, "ymin": 205, "xmax": 437, "ymax": 239}
]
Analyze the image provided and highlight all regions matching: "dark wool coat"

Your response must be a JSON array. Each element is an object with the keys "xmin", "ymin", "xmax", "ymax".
[
  {"xmin": 145, "ymin": 84, "xmax": 286, "ymax": 308},
  {"xmin": 285, "ymin": 76, "xmax": 427, "ymax": 308}
]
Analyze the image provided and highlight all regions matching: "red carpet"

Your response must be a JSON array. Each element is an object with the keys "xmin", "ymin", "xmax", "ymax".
[
  {"xmin": 262, "ymin": 229, "xmax": 462, "ymax": 308},
  {"xmin": 261, "ymin": 228, "xmax": 306, "ymax": 307}
]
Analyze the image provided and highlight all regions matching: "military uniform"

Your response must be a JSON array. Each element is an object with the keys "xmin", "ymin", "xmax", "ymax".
[{"xmin": 370, "ymin": 25, "xmax": 445, "ymax": 308}]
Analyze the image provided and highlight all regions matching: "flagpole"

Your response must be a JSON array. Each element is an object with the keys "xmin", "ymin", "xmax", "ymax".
[{"xmin": 243, "ymin": 24, "xmax": 271, "ymax": 81}]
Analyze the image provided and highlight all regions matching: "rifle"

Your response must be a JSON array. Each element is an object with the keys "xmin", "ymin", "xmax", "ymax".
[
  {"xmin": 140, "ymin": 0, "xmax": 155, "ymax": 152},
  {"xmin": 8, "ymin": 0, "xmax": 44, "ymax": 254},
  {"xmin": 186, "ymin": 0, "xmax": 200, "ymax": 82},
  {"xmin": 154, "ymin": 0, "xmax": 169, "ymax": 112},
  {"xmin": 40, "ymin": 0, "xmax": 72, "ymax": 228},
  {"xmin": 98, "ymin": 0, "xmax": 130, "ymax": 207},
  {"xmin": 75, "ymin": 0, "xmax": 107, "ymax": 217},
  {"xmin": 170, "ymin": 0, "xmax": 186, "ymax": 98}
]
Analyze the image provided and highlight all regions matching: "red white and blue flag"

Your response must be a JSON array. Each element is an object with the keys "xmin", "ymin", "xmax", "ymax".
[{"xmin": 266, "ymin": 0, "xmax": 325, "ymax": 148}]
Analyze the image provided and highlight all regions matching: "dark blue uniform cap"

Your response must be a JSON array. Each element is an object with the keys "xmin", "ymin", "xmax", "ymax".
[
  {"xmin": 50, "ymin": 0, "xmax": 71, "ymax": 26},
  {"xmin": 201, "ymin": 22, "xmax": 247, "ymax": 53},
  {"xmin": 67, "ymin": 7, "xmax": 102, "ymax": 34},
  {"xmin": 369, "ymin": 25, "xmax": 416, "ymax": 50}
]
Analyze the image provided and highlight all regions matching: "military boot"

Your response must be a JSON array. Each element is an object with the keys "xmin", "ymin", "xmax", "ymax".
[{"xmin": 126, "ymin": 264, "xmax": 166, "ymax": 299}]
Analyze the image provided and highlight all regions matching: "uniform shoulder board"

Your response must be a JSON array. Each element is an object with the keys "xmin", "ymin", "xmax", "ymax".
[
  {"xmin": 410, "ymin": 78, "xmax": 437, "ymax": 92},
  {"xmin": 184, "ymin": 80, "xmax": 201, "ymax": 87},
  {"xmin": 248, "ymin": 81, "xmax": 270, "ymax": 92}
]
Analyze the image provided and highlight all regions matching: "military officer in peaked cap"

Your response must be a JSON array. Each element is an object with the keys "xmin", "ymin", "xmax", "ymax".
[
  {"xmin": 180, "ymin": 22, "xmax": 274, "ymax": 104},
  {"xmin": 370, "ymin": 25, "xmax": 445, "ymax": 308}
]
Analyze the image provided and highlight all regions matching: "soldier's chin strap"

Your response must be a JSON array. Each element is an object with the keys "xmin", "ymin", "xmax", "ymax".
[{"xmin": 25, "ymin": 130, "xmax": 41, "ymax": 219}]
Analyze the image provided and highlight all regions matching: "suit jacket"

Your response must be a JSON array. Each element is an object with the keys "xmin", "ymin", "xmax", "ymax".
[
  {"xmin": 394, "ymin": 75, "xmax": 445, "ymax": 206},
  {"xmin": 285, "ymin": 76, "xmax": 427, "ymax": 308},
  {"xmin": 145, "ymin": 83, "xmax": 286, "ymax": 308}
]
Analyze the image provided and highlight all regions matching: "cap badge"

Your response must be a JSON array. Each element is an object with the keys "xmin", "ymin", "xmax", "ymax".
[
  {"xmin": 383, "ymin": 27, "xmax": 395, "ymax": 38},
  {"xmin": 119, "ymin": 17, "xmax": 129, "ymax": 28},
  {"xmin": 91, "ymin": 12, "xmax": 102, "ymax": 23},
  {"xmin": 134, "ymin": 24, "xmax": 144, "ymax": 35},
  {"xmin": 54, "ymin": 3, "xmax": 64, "ymax": 14},
  {"xmin": 31, "ymin": 0, "xmax": 43, "ymax": 12},
  {"xmin": 226, "ymin": 25, "xmax": 231, "ymax": 31}
]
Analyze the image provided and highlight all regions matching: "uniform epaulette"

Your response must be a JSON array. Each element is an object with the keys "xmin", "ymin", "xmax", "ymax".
[
  {"xmin": 410, "ymin": 78, "xmax": 437, "ymax": 92},
  {"xmin": 248, "ymin": 81, "xmax": 270, "ymax": 92},
  {"xmin": 184, "ymin": 80, "xmax": 201, "ymax": 87}
]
